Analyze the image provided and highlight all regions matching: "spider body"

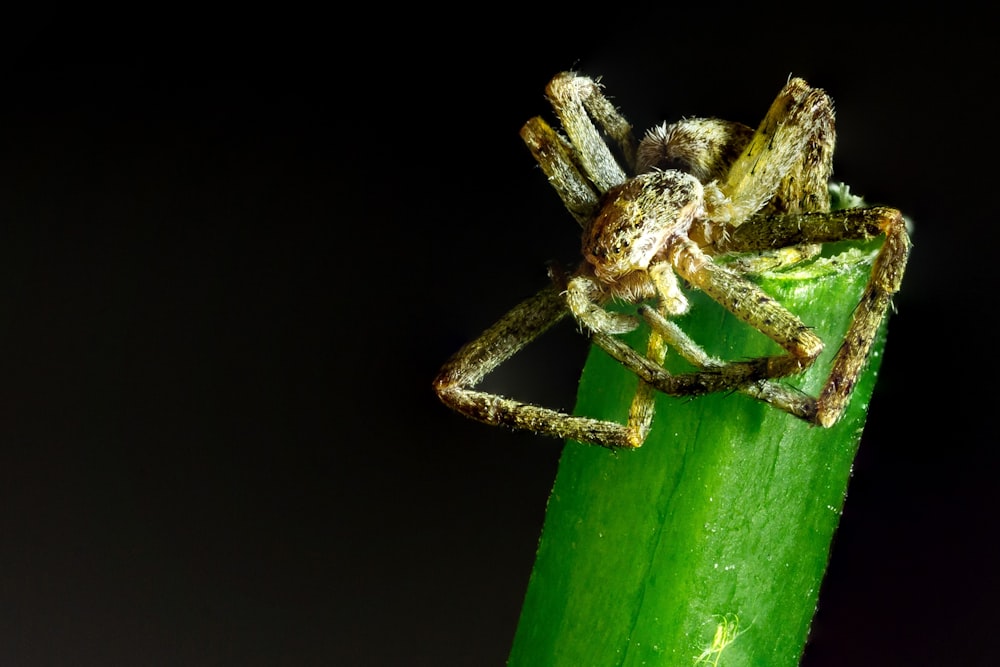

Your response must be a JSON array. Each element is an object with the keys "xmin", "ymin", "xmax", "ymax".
[{"xmin": 434, "ymin": 72, "xmax": 909, "ymax": 448}]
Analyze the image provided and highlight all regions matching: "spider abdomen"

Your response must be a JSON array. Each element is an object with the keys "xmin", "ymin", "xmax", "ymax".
[{"xmin": 637, "ymin": 118, "xmax": 754, "ymax": 182}]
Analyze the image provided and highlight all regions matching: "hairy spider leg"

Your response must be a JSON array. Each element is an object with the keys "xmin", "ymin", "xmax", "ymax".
[
  {"xmin": 518, "ymin": 74, "xmax": 639, "ymax": 228},
  {"xmin": 671, "ymin": 237, "xmax": 826, "ymax": 378},
  {"xmin": 581, "ymin": 237, "xmax": 829, "ymax": 425},
  {"xmin": 718, "ymin": 78, "xmax": 836, "ymax": 224},
  {"xmin": 520, "ymin": 118, "xmax": 600, "ymax": 227},
  {"xmin": 542, "ymin": 72, "xmax": 637, "ymax": 188},
  {"xmin": 635, "ymin": 306, "xmax": 820, "ymax": 421},
  {"xmin": 434, "ymin": 285, "xmax": 648, "ymax": 448},
  {"xmin": 712, "ymin": 205, "xmax": 910, "ymax": 426}
]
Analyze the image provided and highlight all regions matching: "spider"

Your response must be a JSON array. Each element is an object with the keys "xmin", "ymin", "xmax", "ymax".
[{"xmin": 434, "ymin": 72, "xmax": 909, "ymax": 449}]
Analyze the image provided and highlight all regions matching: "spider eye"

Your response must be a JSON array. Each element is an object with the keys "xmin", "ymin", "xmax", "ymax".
[{"xmin": 610, "ymin": 238, "xmax": 631, "ymax": 256}]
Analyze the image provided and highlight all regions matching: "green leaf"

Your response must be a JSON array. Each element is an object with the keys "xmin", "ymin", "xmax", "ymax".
[{"xmin": 509, "ymin": 235, "xmax": 890, "ymax": 666}]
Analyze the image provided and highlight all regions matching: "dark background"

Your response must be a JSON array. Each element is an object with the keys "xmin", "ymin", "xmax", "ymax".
[{"xmin": 0, "ymin": 9, "xmax": 991, "ymax": 666}]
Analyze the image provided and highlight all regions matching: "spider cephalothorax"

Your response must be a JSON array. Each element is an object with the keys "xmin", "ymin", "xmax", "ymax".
[{"xmin": 434, "ymin": 72, "xmax": 909, "ymax": 448}]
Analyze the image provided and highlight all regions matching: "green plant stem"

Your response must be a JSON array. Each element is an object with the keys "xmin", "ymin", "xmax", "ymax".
[{"xmin": 508, "ymin": 241, "xmax": 890, "ymax": 667}]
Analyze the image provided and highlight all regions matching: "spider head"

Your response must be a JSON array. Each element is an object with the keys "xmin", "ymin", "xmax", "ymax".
[{"xmin": 583, "ymin": 171, "xmax": 703, "ymax": 283}]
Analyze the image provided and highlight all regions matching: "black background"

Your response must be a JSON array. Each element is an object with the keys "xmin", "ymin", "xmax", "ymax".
[{"xmin": 0, "ymin": 9, "xmax": 992, "ymax": 666}]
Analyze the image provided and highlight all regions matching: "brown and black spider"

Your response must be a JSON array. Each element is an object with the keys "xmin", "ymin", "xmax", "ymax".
[{"xmin": 434, "ymin": 72, "xmax": 909, "ymax": 449}]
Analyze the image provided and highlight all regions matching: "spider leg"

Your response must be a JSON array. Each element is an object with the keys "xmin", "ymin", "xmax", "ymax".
[
  {"xmin": 520, "ymin": 117, "xmax": 600, "ymax": 227},
  {"xmin": 543, "ymin": 72, "xmax": 637, "ymax": 185},
  {"xmin": 580, "ymin": 236, "xmax": 827, "ymax": 419},
  {"xmin": 610, "ymin": 281, "xmax": 820, "ymax": 436},
  {"xmin": 519, "ymin": 72, "xmax": 639, "ymax": 227},
  {"xmin": 585, "ymin": 293, "xmax": 824, "ymax": 424},
  {"xmin": 716, "ymin": 78, "xmax": 835, "ymax": 224},
  {"xmin": 671, "ymin": 237, "xmax": 826, "ymax": 378},
  {"xmin": 636, "ymin": 305, "xmax": 819, "ymax": 421},
  {"xmin": 588, "ymin": 330, "xmax": 782, "ymax": 397},
  {"xmin": 433, "ymin": 285, "xmax": 647, "ymax": 448},
  {"xmin": 712, "ymin": 205, "xmax": 911, "ymax": 426},
  {"xmin": 565, "ymin": 272, "xmax": 642, "ymax": 335},
  {"xmin": 562, "ymin": 247, "xmax": 817, "ymax": 407},
  {"xmin": 622, "ymin": 324, "xmax": 667, "ymax": 447}
]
